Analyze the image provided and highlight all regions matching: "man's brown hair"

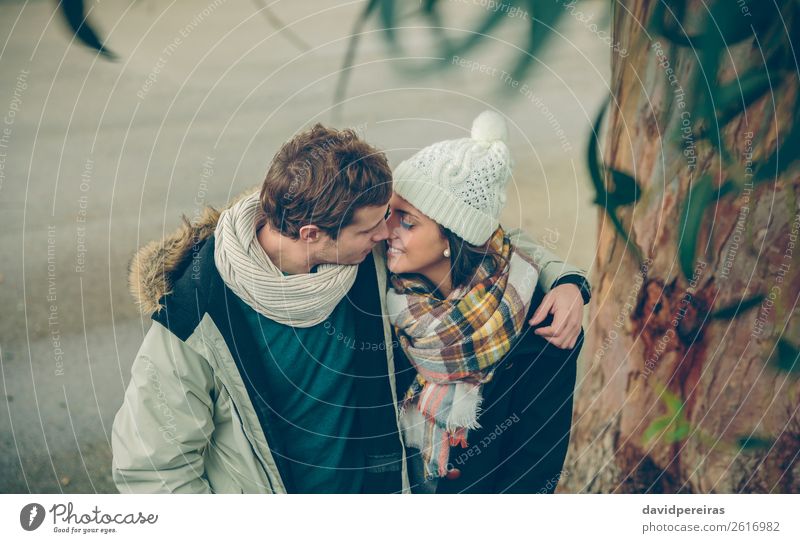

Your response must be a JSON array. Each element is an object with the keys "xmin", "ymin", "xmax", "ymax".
[{"xmin": 258, "ymin": 123, "xmax": 392, "ymax": 240}]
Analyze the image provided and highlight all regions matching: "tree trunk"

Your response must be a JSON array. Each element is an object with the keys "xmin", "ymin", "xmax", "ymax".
[{"xmin": 560, "ymin": 0, "xmax": 800, "ymax": 493}]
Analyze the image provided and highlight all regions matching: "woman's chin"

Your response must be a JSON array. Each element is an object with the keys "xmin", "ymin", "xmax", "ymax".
[{"xmin": 386, "ymin": 254, "xmax": 406, "ymax": 274}]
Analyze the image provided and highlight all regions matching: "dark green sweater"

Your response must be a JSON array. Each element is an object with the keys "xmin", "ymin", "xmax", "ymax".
[{"xmin": 236, "ymin": 295, "xmax": 365, "ymax": 493}]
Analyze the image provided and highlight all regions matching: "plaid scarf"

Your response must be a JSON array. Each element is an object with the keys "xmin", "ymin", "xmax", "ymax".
[{"xmin": 386, "ymin": 227, "xmax": 539, "ymax": 480}]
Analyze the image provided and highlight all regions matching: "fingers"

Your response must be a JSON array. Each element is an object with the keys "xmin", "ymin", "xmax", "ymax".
[
  {"xmin": 567, "ymin": 335, "xmax": 577, "ymax": 350},
  {"xmin": 541, "ymin": 328, "xmax": 578, "ymax": 349},
  {"xmin": 560, "ymin": 325, "xmax": 580, "ymax": 349},
  {"xmin": 546, "ymin": 298, "xmax": 584, "ymax": 348},
  {"xmin": 556, "ymin": 306, "xmax": 582, "ymax": 349},
  {"xmin": 529, "ymin": 294, "xmax": 554, "ymax": 326},
  {"xmin": 534, "ymin": 325, "xmax": 555, "ymax": 337},
  {"xmin": 535, "ymin": 313, "xmax": 581, "ymax": 349},
  {"xmin": 531, "ymin": 290, "xmax": 585, "ymax": 349},
  {"xmin": 535, "ymin": 307, "xmax": 568, "ymax": 342}
]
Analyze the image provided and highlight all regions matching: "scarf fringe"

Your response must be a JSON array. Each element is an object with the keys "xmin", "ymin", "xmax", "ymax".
[
  {"xmin": 399, "ymin": 403, "xmax": 426, "ymax": 451},
  {"xmin": 445, "ymin": 383, "xmax": 484, "ymax": 432}
]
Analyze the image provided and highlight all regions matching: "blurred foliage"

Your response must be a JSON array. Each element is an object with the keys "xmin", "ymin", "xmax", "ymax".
[
  {"xmin": 644, "ymin": 381, "xmax": 778, "ymax": 454},
  {"xmin": 58, "ymin": 0, "xmax": 312, "ymax": 58},
  {"xmin": 648, "ymin": 1, "xmax": 800, "ymax": 279},
  {"xmin": 57, "ymin": 1, "xmax": 799, "ymax": 378},
  {"xmin": 335, "ymin": 0, "xmax": 569, "ymax": 111},
  {"xmin": 643, "ymin": 382, "xmax": 691, "ymax": 445},
  {"xmin": 58, "ymin": 0, "xmax": 116, "ymax": 59},
  {"xmin": 587, "ymin": 99, "xmax": 644, "ymax": 263},
  {"xmin": 648, "ymin": 1, "xmax": 799, "ymax": 385},
  {"xmin": 770, "ymin": 338, "xmax": 800, "ymax": 375},
  {"xmin": 708, "ymin": 293, "xmax": 764, "ymax": 320}
]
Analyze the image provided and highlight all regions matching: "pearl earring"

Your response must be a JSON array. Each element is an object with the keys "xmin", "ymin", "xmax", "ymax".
[{"xmin": 443, "ymin": 248, "xmax": 451, "ymax": 258}]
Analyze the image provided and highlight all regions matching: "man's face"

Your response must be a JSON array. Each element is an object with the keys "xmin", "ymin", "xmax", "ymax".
[{"xmin": 317, "ymin": 203, "xmax": 391, "ymax": 265}]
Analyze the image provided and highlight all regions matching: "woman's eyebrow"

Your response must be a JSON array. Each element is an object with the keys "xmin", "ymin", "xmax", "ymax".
[{"xmin": 393, "ymin": 206, "xmax": 417, "ymax": 219}]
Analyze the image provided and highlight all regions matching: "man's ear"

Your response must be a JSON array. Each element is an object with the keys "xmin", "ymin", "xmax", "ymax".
[{"xmin": 298, "ymin": 224, "xmax": 323, "ymax": 243}]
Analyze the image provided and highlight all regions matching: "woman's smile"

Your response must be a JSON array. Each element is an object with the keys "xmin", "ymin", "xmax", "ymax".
[{"xmin": 386, "ymin": 240, "xmax": 405, "ymax": 258}]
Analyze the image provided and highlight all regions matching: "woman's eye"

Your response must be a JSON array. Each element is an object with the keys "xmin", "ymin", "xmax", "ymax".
[{"xmin": 400, "ymin": 217, "xmax": 414, "ymax": 229}]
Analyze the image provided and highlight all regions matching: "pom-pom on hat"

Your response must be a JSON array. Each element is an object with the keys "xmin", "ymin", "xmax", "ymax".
[{"xmin": 392, "ymin": 110, "xmax": 513, "ymax": 245}]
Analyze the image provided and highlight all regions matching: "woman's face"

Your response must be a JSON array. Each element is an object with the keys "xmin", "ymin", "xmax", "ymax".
[{"xmin": 386, "ymin": 193, "xmax": 450, "ymax": 275}]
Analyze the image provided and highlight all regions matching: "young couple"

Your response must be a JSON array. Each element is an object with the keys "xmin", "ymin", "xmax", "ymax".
[{"xmin": 112, "ymin": 111, "xmax": 591, "ymax": 494}]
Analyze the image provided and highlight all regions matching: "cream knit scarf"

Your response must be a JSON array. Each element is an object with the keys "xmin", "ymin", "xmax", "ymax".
[{"xmin": 213, "ymin": 191, "xmax": 358, "ymax": 328}]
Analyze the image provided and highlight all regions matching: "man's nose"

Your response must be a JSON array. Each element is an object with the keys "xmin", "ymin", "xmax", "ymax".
[
  {"xmin": 385, "ymin": 211, "xmax": 400, "ymax": 239},
  {"xmin": 372, "ymin": 219, "xmax": 390, "ymax": 242}
]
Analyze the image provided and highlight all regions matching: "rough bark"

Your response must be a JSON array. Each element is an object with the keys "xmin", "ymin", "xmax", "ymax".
[{"xmin": 560, "ymin": 0, "xmax": 800, "ymax": 493}]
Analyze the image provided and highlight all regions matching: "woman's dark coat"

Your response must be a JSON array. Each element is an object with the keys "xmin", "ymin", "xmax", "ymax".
[{"xmin": 393, "ymin": 284, "xmax": 583, "ymax": 493}]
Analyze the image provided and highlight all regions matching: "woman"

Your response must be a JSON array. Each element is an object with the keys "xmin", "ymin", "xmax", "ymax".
[{"xmin": 385, "ymin": 111, "xmax": 586, "ymax": 493}]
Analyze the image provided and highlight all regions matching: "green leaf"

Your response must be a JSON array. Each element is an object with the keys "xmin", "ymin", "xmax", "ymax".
[
  {"xmin": 756, "ymin": 98, "xmax": 800, "ymax": 180},
  {"xmin": 586, "ymin": 104, "xmax": 641, "ymax": 209},
  {"xmin": 587, "ymin": 102, "xmax": 608, "ymax": 204},
  {"xmin": 435, "ymin": 2, "xmax": 512, "ymax": 62},
  {"xmin": 662, "ymin": 390, "xmax": 684, "ymax": 417},
  {"xmin": 421, "ymin": 0, "xmax": 438, "ymax": 14},
  {"xmin": 710, "ymin": 294, "xmax": 765, "ymax": 320},
  {"xmin": 646, "ymin": 383, "xmax": 692, "ymax": 444},
  {"xmin": 715, "ymin": 70, "xmax": 781, "ymax": 127},
  {"xmin": 737, "ymin": 435, "xmax": 774, "ymax": 451},
  {"xmin": 586, "ymin": 101, "xmax": 644, "ymax": 263},
  {"xmin": 648, "ymin": 0, "xmax": 696, "ymax": 47},
  {"xmin": 769, "ymin": 338, "xmax": 800, "ymax": 374},
  {"xmin": 333, "ymin": 0, "xmax": 382, "ymax": 121},
  {"xmin": 500, "ymin": 0, "xmax": 564, "ymax": 88},
  {"xmin": 59, "ymin": 0, "xmax": 117, "ymax": 60},
  {"xmin": 678, "ymin": 174, "xmax": 716, "ymax": 280},
  {"xmin": 608, "ymin": 169, "xmax": 641, "ymax": 207},
  {"xmin": 662, "ymin": 420, "xmax": 691, "ymax": 443},
  {"xmin": 653, "ymin": 382, "xmax": 684, "ymax": 416},
  {"xmin": 713, "ymin": 4, "xmax": 775, "ymax": 46},
  {"xmin": 648, "ymin": 0, "xmax": 768, "ymax": 48},
  {"xmin": 643, "ymin": 415, "xmax": 673, "ymax": 444},
  {"xmin": 379, "ymin": 0, "xmax": 397, "ymax": 45},
  {"xmin": 715, "ymin": 180, "xmax": 737, "ymax": 199}
]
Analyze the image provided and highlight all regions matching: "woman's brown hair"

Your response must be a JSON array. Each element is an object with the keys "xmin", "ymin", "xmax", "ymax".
[{"xmin": 441, "ymin": 227, "xmax": 509, "ymax": 288}]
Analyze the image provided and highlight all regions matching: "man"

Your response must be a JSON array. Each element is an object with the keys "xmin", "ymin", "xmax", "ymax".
[{"xmin": 111, "ymin": 123, "xmax": 591, "ymax": 493}]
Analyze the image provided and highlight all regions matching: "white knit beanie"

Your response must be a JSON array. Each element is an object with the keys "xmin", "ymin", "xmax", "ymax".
[{"xmin": 392, "ymin": 110, "xmax": 513, "ymax": 245}]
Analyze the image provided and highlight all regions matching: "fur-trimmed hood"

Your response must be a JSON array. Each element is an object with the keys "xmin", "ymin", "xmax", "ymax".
[{"xmin": 128, "ymin": 187, "xmax": 258, "ymax": 315}]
